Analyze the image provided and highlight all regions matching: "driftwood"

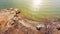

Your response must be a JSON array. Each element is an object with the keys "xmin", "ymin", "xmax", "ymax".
[{"xmin": 0, "ymin": 8, "xmax": 60, "ymax": 34}]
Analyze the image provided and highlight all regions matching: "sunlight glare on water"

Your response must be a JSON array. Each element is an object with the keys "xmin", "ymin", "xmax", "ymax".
[{"xmin": 31, "ymin": 0, "xmax": 42, "ymax": 11}]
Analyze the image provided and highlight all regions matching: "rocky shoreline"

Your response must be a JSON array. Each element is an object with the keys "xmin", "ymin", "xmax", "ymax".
[{"xmin": 0, "ymin": 8, "xmax": 60, "ymax": 34}]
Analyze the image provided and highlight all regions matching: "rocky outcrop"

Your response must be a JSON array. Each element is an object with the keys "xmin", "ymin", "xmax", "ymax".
[{"xmin": 0, "ymin": 8, "xmax": 60, "ymax": 34}]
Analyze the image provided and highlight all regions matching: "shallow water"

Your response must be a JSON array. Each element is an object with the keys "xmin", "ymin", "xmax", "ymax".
[{"xmin": 0, "ymin": 0, "xmax": 60, "ymax": 20}]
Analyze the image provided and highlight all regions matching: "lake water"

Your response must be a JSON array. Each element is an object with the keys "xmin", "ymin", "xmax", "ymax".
[{"xmin": 0, "ymin": 0, "xmax": 60, "ymax": 20}]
